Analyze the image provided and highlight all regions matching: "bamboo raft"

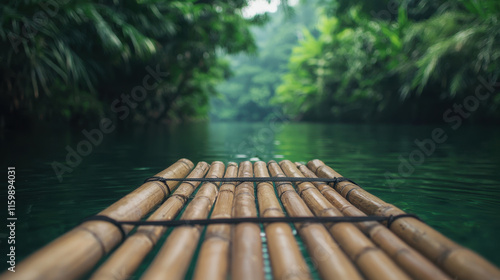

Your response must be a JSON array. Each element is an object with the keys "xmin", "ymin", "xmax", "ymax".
[{"xmin": 2, "ymin": 158, "xmax": 500, "ymax": 280}]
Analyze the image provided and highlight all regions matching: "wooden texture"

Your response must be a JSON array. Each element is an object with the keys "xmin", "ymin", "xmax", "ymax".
[
  {"xmin": 254, "ymin": 161, "xmax": 311, "ymax": 280},
  {"xmin": 308, "ymin": 159, "xmax": 500, "ymax": 280},
  {"xmin": 0, "ymin": 159, "xmax": 193, "ymax": 280},
  {"xmin": 192, "ymin": 162, "xmax": 238, "ymax": 280},
  {"xmin": 267, "ymin": 160, "xmax": 363, "ymax": 280},
  {"xmin": 280, "ymin": 160, "xmax": 410, "ymax": 280},
  {"xmin": 231, "ymin": 161, "xmax": 265, "ymax": 280},
  {"xmin": 296, "ymin": 162, "xmax": 451, "ymax": 280},
  {"xmin": 90, "ymin": 161, "xmax": 210, "ymax": 280},
  {"xmin": 4, "ymin": 157, "xmax": 498, "ymax": 280},
  {"xmin": 141, "ymin": 161, "xmax": 225, "ymax": 280}
]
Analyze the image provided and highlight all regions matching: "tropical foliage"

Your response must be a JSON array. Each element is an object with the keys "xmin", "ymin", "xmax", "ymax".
[
  {"xmin": 1, "ymin": 0, "xmax": 261, "ymax": 127},
  {"xmin": 210, "ymin": 1, "xmax": 318, "ymax": 121},
  {"xmin": 2, "ymin": 0, "xmax": 499, "ymax": 126},
  {"xmin": 274, "ymin": 0, "xmax": 500, "ymax": 123}
]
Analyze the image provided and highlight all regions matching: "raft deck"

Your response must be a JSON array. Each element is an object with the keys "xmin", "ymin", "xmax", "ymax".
[{"xmin": 2, "ymin": 159, "xmax": 500, "ymax": 280}]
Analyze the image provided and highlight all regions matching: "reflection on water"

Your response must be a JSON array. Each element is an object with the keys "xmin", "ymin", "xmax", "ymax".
[{"xmin": 2, "ymin": 122, "xmax": 500, "ymax": 275}]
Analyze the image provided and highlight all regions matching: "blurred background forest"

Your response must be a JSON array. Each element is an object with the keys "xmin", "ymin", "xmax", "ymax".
[{"xmin": 1, "ymin": 0, "xmax": 499, "ymax": 128}]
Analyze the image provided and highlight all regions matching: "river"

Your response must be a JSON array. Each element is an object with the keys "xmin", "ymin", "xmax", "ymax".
[{"xmin": 2, "ymin": 122, "xmax": 499, "ymax": 278}]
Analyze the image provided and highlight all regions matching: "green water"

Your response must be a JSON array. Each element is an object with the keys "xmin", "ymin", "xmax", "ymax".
[{"xmin": 2, "ymin": 122, "xmax": 500, "ymax": 278}]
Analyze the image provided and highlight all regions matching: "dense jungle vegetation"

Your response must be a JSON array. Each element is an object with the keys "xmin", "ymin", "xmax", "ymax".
[
  {"xmin": 280, "ymin": 0, "xmax": 500, "ymax": 123},
  {"xmin": 2, "ymin": 0, "xmax": 499, "ymax": 128},
  {"xmin": 1, "ymin": 0, "xmax": 264, "ymax": 127}
]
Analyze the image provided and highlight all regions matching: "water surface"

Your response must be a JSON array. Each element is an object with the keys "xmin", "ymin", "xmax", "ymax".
[{"xmin": 2, "ymin": 122, "xmax": 500, "ymax": 277}]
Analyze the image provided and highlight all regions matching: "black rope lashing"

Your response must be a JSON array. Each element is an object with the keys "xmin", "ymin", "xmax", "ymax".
[
  {"xmin": 81, "ymin": 215, "xmax": 127, "ymax": 241},
  {"xmin": 386, "ymin": 214, "xmax": 423, "ymax": 229},
  {"xmin": 143, "ymin": 176, "xmax": 357, "ymax": 185},
  {"xmin": 80, "ymin": 175, "xmax": 425, "ymax": 241},
  {"xmin": 330, "ymin": 177, "xmax": 357, "ymax": 189},
  {"xmin": 144, "ymin": 176, "xmax": 172, "ymax": 196},
  {"xmin": 80, "ymin": 214, "xmax": 423, "ymax": 240}
]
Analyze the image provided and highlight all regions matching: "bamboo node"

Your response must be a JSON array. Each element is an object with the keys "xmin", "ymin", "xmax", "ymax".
[
  {"xmin": 81, "ymin": 215, "xmax": 126, "ymax": 240},
  {"xmin": 182, "ymin": 181, "xmax": 198, "ymax": 189},
  {"xmin": 278, "ymin": 189, "xmax": 296, "ymax": 201},
  {"xmin": 337, "ymin": 182, "xmax": 357, "ymax": 193},
  {"xmin": 261, "ymin": 207, "xmax": 284, "ymax": 217},
  {"xmin": 144, "ymin": 176, "xmax": 172, "ymax": 196},
  {"xmin": 386, "ymin": 214, "xmax": 423, "ymax": 229},
  {"xmin": 275, "ymin": 181, "xmax": 292, "ymax": 188},
  {"xmin": 352, "ymin": 247, "xmax": 381, "ymax": 264},
  {"xmin": 345, "ymin": 187, "xmax": 360, "ymax": 202},
  {"xmin": 297, "ymin": 185, "xmax": 317, "ymax": 197}
]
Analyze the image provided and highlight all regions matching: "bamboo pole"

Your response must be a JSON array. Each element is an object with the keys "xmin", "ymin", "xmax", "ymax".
[
  {"xmin": 308, "ymin": 159, "xmax": 500, "ymax": 280},
  {"xmin": 192, "ymin": 162, "xmax": 238, "ymax": 280},
  {"xmin": 140, "ymin": 161, "xmax": 225, "ymax": 280},
  {"xmin": 280, "ymin": 160, "xmax": 410, "ymax": 280},
  {"xmin": 296, "ymin": 162, "xmax": 451, "ymax": 280},
  {"xmin": 254, "ymin": 161, "xmax": 312, "ymax": 280},
  {"xmin": 267, "ymin": 160, "xmax": 362, "ymax": 280},
  {"xmin": 231, "ymin": 161, "xmax": 265, "ymax": 280},
  {"xmin": 0, "ymin": 159, "xmax": 193, "ymax": 280},
  {"xmin": 90, "ymin": 161, "xmax": 210, "ymax": 280}
]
